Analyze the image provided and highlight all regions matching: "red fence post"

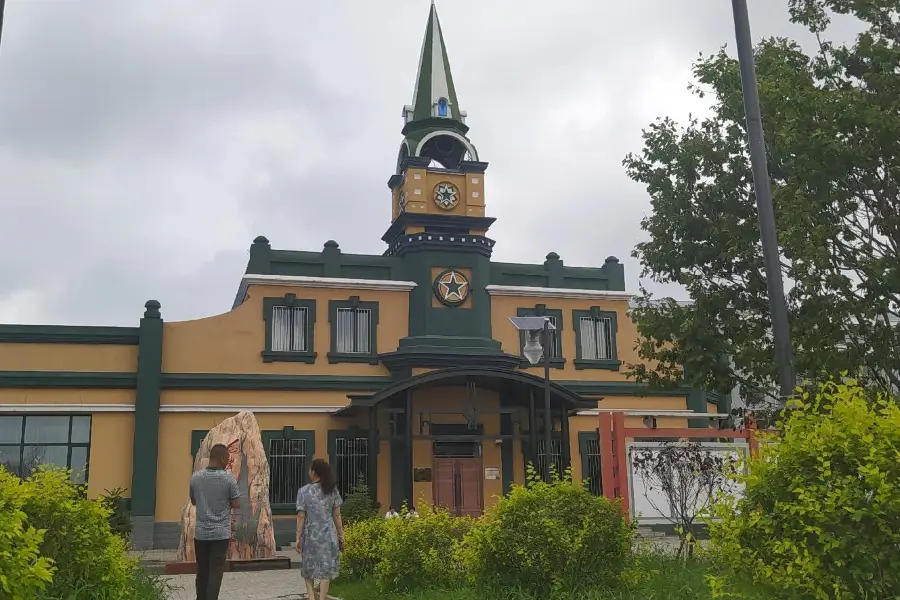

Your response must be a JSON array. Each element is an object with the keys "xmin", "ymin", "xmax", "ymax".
[
  {"xmin": 612, "ymin": 412, "xmax": 630, "ymax": 521},
  {"xmin": 598, "ymin": 413, "xmax": 615, "ymax": 503}
]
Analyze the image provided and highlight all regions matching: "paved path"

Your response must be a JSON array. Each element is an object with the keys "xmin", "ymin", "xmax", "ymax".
[{"xmin": 164, "ymin": 572, "xmax": 340, "ymax": 600}]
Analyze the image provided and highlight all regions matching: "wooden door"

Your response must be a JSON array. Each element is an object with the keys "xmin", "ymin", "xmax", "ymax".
[
  {"xmin": 433, "ymin": 458, "xmax": 457, "ymax": 513},
  {"xmin": 457, "ymin": 458, "xmax": 483, "ymax": 517},
  {"xmin": 432, "ymin": 457, "xmax": 483, "ymax": 517}
]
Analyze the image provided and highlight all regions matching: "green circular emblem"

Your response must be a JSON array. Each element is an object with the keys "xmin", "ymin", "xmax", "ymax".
[{"xmin": 433, "ymin": 268, "xmax": 470, "ymax": 306}]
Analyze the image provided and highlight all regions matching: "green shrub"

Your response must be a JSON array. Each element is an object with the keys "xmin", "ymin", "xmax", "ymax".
[
  {"xmin": 341, "ymin": 516, "xmax": 386, "ymax": 580},
  {"xmin": 375, "ymin": 505, "xmax": 473, "ymax": 592},
  {"xmin": 21, "ymin": 467, "xmax": 146, "ymax": 599},
  {"xmin": 707, "ymin": 379, "xmax": 900, "ymax": 600},
  {"xmin": 0, "ymin": 467, "xmax": 55, "ymax": 599},
  {"xmin": 457, "ymin": 466, "xmax": 635, "ymax": 595},
  {"xmin": 341, "ymin": 481, "xmax": 379, "ymax": 524},
  {"xmin": 99, "ymin": 487, "xmax": 133, "ymax": 540}
]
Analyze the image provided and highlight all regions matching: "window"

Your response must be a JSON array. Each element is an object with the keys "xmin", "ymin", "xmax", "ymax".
[
  {"xmin": 330, "ymin": 433, "xmax": 370, "ymax": 498},
  {"xmin": 579, "ymin": 432, "xmax": 602, "ymax": 496},
  {"xmin": 572, "ymin": 307, "xmax": 621, "ymax": 370},
  {"xmin": 0, "ymin": 415, "xmax": 91, "ymax": 483},
  {"xmin": 262, "ymin": 429, "xmax": 315, "ymax": 514},
  {"xmin": 516, "ymin": 305, "xmax": 565, "ymax": 367},
  {"xmin": 262, "ymin": 295, "xmax": 317, "ymax": 363},
  {"xmin": 436, "ymin": 97, "xmax": 449, "ymax": 117},
  {"xmin": 535, "ymin": 438, "xmax": 564, "ymax": 480},
  {"xmin": 328, "ymin": 297, "xmax": 379, "ymax": 364}
]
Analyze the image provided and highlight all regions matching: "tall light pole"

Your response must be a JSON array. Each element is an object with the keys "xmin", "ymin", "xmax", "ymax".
[
  {"xmin": 731, "ymin": 0, "xmax": 796, "ymax": 400},
  {"xmin": 0, "ymin": 0, "xmax": 6, "ymax": 50},
  {"xmin": 509, "ymin": 316, "xmax": 555, "ymax": 482}
]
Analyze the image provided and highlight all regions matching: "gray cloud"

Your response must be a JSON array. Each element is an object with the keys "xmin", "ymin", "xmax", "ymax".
[{"xmin": 0, "ymin": 0, "xmax": 863, "ymax": 325}]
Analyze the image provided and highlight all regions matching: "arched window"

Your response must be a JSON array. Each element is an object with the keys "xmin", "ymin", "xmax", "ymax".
[{"xmin": 436, "ymin": 97, "xmax": 449, "ymax": 118}]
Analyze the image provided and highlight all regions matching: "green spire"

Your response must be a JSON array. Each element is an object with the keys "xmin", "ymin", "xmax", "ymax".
[{"xmin": 403, "ymin": 2, "xmax": 466, "ymax": 128}]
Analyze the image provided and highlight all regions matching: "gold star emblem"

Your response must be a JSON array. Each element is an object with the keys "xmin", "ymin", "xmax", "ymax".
[{"xmin": 435, "ymin": 270, "xmax": 469, "ymax": 305}]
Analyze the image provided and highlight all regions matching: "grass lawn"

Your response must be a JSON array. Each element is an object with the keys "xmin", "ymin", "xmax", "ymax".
[{"xmin": 330, "ymin": 555, "xmax": 773, "ymax": 600}]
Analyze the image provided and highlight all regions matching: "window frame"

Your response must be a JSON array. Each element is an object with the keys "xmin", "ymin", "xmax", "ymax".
[
  {"xmin": 261, "ymin": 294, "xmax": 317, "ymax": 364},
  {"xmin": 327, "ymin": 296, "xmax": 380, "ymax": 365},
  {"xmin": 516, "ymin": 304, "xmax": 566, "ymax": 369},
  {"xmin": 262, "ymin": 429, "xmax": 316, "ymax": 516},
  {"xmin": 0, "ymin": 414, "xmax": 92, "ymax": 483},
  {"xmin": 572, "ymin": 307, "xmax": 621, "ymax": 370},
  {"xmin": 578, "ymin": 431, "xmax": 602, "ymax": 496},
  {"xmin": 327, "ymin": 429, "xmax": 375, "ymax": 501}
]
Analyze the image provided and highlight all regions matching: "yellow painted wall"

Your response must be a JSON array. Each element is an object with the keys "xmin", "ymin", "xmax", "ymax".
[
  {"xmin": 0, "ymin": 343, "xmax": 137, "ymax": 372},
  {"xmin": 162, "ymin": 283, "xmax": 409, "ymax": 376},
  {"xmin": 159, "ymin": 390, "xmax": 355, "ymax": 408},
  {"xmin": 490, "ymin": 295, "xmax": 640, "ymax": 383},
  {"xmin": 0, "ymin": 388, "xmax": 135, "ymax": 405},
  {"xmin": 87, "ymin": 413, "xmax": 134, "ymax": 498}
]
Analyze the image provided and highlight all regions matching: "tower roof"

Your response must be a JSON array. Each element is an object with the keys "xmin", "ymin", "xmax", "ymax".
[{"xmin": 403, "ymin": 2, "xmax": 466, "ymax": 129}]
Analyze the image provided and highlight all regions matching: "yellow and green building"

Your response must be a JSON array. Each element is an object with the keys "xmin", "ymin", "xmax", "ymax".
[{"xmin": 0, "ymin": 4, "xmax": 723, "ymax": 549}]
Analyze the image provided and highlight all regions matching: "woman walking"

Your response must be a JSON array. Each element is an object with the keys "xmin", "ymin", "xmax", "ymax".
[{"xmin": 296, "ymin": 458, "xmax": 345, "ymax": 600}]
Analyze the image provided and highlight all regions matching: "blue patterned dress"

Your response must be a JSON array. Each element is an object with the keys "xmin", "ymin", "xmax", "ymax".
[{"xmin": 296, "ymin": 483, "xmax": 343, "ymax": 580}]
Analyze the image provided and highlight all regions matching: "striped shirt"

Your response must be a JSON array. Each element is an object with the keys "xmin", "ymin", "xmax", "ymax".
[{"xmin": 190, "ymin": 467, "xmax": 240, "ymax": 541}]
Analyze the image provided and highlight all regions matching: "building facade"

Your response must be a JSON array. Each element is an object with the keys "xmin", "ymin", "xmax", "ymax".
[{"xmin": 0, "ymin": 4, "xmax": 723, "ymax": 549}]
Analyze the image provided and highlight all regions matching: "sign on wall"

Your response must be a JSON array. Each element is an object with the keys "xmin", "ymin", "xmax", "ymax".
[{"xmin": 484, "ymin": 467, "xmax": 500, "ymax": 480}]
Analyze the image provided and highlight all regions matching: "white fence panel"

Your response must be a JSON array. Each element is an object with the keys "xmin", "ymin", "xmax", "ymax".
[{"xmin": 626, "ymin": 441, "xmax": 748, "ymax": 524}]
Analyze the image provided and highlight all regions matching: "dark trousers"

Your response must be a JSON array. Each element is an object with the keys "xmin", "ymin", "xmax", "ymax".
[{"xmin": 194, "ymin": 538, "xmax": 229, "ymax": 600}]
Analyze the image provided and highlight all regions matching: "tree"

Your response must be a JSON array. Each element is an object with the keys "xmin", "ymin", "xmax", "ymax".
[
  {"xmin": 624, "ymin": 0, "xmax": 900, "ymax": 407},
  {"xmin": 706, "ymin": 379, "xmax": 900, "ymax": 599},
  {"xmin": 631, "ymin": 441, "xmax": 737, "ymax": 559}
]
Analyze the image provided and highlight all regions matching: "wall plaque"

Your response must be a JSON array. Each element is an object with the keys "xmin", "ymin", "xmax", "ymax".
[
  {"xmin": 484, "ymin": 467, "xmax": 500, "ymax": 480},
  {"xmin": 413, "ymin": 467, "xmax": 433, "ymax": 482}
]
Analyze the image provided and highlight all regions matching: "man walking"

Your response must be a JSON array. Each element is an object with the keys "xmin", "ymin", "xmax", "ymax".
[{"xmin": 190, "ymin": 443, "xmax": 240, "ymax": 600}]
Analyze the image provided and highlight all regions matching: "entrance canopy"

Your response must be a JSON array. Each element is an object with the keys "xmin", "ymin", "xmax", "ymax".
[{"xmin": 336, "ymin": 366, "xmax": 594, "ymax": 417}]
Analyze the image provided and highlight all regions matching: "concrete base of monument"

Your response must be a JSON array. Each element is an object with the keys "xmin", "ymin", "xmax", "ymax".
[{"xmin": 163, "ymin": 556, "xmax": 292, "ymax": 575}]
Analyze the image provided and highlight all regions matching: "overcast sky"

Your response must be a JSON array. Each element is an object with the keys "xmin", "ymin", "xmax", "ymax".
[{"xmin": 0, "ymin": 0, "xmax": 861, "ymax": 325}]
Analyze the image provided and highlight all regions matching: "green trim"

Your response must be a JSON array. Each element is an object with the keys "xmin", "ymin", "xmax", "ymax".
[
  {"xmin": 327, "ymin": 428, "xmax": 376, "ymax": 502},
  {"xmin": 262, "ymin": 295, "xmax": 317, "ymax": 364},
  {"xmin": 262, "ymin": 429, "xmax": 316, "ymax": 515},
  {"xmin": 499, "ymin": 394, "xmax": 514, "ymax": 495},
  {"xmin": 0, "ymin": 325, "xmax": 140, "ymax": 345},
  {"xmin": 516, "ymin": 305, "xmax": 566, "ymax": 369},
  {"xmin": 557, "ymin": 380, "xmax": 693, "ymax": 397},
  {"xmin": 130, "ymin": 301, "xmax": 164, "ymax": 520},
  {"xmin": 161, "ymin": 373, "xmax": 391, "ymax": 391},
  {"xmin": 578, "ymin": 431, "xmax": 602, "ymax": 495},
  {"xmin": 327, "ymin": 297, "xmax": 380, "ymax": 365},
  {"xmin": 191, "ymin": 430, "xmax": 209, "ymax": 457},
  {"xmin": 572, "ymin": 307, "xmax": 622, "ymax": 371},
  {"xmin": 0, "ymin": 371, "xmax": 136, "ymax": 388}
]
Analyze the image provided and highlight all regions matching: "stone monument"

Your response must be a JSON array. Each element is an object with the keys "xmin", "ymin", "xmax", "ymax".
[{"xmin": 175, "ymin": 411, "xmax": 277, "ymax": 562}]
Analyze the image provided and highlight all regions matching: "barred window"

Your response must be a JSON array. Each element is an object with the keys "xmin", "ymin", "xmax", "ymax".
[
  {"xmin": 581, "ymin": 436, "xmax": 602, "ymax": 496},
  {"xmin": 335, "ymin": 308, "xmax": 372, "ymax": 354},
  {"xmin": 268, "ymin": 437, "xmax": 308, "ymax": 506},
  {"xmin": 271, "ymin": 306, "xmax": 308, "ymax": 353},
  {"xmin": 536, "ymin": 438, "xmax": 564, "ymax": 479},
  {"xmin": 333, "ymin": 436, "xmax": 369, "ymax": 497},
  {"xmin": 579, "ymin": 316, "xmax": 614, "ymax": 360}
]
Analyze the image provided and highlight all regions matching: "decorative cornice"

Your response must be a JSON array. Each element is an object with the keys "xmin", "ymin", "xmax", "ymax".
[
  {"xmin": 485, "ymin": 285, "xmax": 633, "ymax": 301},
  {"xmin": 161, "ymin": 373, "xmax": 392, "ymax": 391},
  {"xmin": 159, "ymin": 405, "xmax": 343, "ymax": 413},
  {"xmin": 0, "ymin": 325, "xmax": 140, "ymax": 345},
  {"xmin": 242, "ymin": 274, "xmax": 417, "ymax": 292},
  {"xmin": 0, "ymin": 371, "xmax": 137, "ymax": 389},
  {"xmin": 575, "ymin": 409, "xmax": 730, "ymax": 418},
  {"xmin": 0, "ymin": 403, "xmax": 135, "ymax": 413}
]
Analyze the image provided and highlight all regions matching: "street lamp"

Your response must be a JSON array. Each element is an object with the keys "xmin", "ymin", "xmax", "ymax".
[
  {"xmin": 730, "ymin": 0, "xmax": 796, "ymax": 401},
  {"xmin": 509, "ymin": 316, "xmax": 555, "ymax": 482}
]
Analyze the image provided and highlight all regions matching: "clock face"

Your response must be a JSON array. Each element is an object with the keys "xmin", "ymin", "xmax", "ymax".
[
  {"xmin": 398, "ymin": 190, "xmax": 407, "ymax": 212},
  {"xmin": 433, "ymin": 182, "xmax": 459, "ymax": 210},
  {"xmin": 433, "ymin": 268, "xmax": 470, "ymax": 306}
]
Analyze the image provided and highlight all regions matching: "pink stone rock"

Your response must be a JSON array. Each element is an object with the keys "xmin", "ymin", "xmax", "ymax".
[{"xmin": 175, "ymin": 411, "xmax": 277, "ymax": 561}]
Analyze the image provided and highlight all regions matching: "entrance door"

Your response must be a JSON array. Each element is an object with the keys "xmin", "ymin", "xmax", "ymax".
[{"xmin": 433, "ymin": 457, "xmax": 483, "ymax": 517}]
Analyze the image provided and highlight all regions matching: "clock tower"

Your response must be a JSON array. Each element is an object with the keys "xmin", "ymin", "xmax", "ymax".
[
  {"xmin": 383, "ymin": 1, "xmax": 495, "ymax": 258},
  {"xmin": 380, "ymin": 2, "xmax": 510, "ymax": 368}
]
